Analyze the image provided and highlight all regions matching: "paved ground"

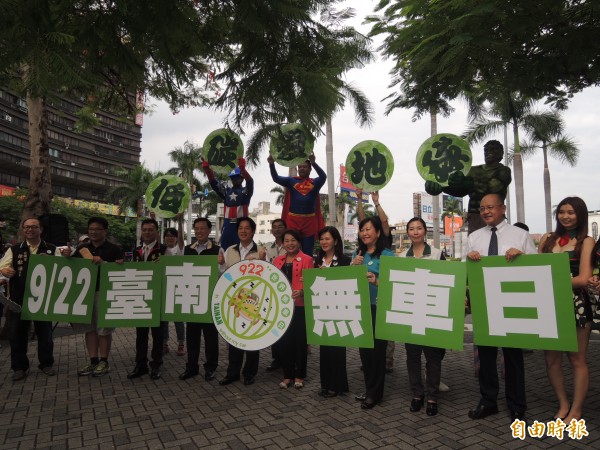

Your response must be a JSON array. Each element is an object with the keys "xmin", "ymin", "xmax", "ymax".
[{"xmin": 0, "ymin": 324, "xmax": 598, "ymax": 449}]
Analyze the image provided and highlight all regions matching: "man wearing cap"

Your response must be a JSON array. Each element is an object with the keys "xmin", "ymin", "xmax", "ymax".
[{"xmin": 203, "ymin": 156, "xmax": 253, "ymax": 250}]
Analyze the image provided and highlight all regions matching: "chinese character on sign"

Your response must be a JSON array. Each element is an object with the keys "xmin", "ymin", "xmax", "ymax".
[
  {"xmin": 275, "ymin": 128, "xmax": 307, "ymax": 162},
  {"xmin": 566, "ymin": 419, "xmax": 589, "ymax": 440},
  {"xmin": 510, "ymin": 419, "xmax": 526, "ymax": 440},
  {"xmin": 482, "ymin": 266, "xmax": 558, "ymax": 338},
  {"xmin": 164, "ymin": 263, "xmax": 212, "ymax": 315},
  {"xmin": 207, "ymin": 134, "xmax": 239, "ymax": 168},
  {"xmin": 422, "ymin": 135, "xmax": 470, "ymax": 184},
  {"xmin": 350, "ymin": 147, "xmax": 387, "ymax": 186},
  {"xmin": 150, "ymin": 179, "xmax": 186, "ymax": 215},
  {"xmin": 309, "ymin": 276, "xmax": 363, "ymax": 338},
  {"xmin": 546, "ymin": 418, "xmax": 566, "ymax": 440},
  {"xmin": 106, "ymin": 269, "xmax": 154, "ymax": 319},
  {"xmin": 527, "ymin": 420, "xmax": 546, "ymax": 438},
  {"xmin": 386, "ymin": 268, "xmax": 454, "ymax": 334}
]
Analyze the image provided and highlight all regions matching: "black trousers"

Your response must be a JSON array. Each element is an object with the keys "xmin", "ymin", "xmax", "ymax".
[
  {"xmin": 9, "ymin": 313, "xmax": 54, "ymax": 371},
  {"xmin": 226, "ymin": 345, "xmax": 259, "ymax": 379},
  {"xmin": 359, "ymin": 305, "xmax": 387, "ymax": 403},
  {"xmin": 320, "ymin": 345, "xmax": 349, "ymax": 393},
  {"xmin": 477, "ymin": 345, "xmax": 526, "ymax": 413},
  {"xmin": 185, "ymin": 322, "xmax": 219, "ymax": 373},
  {"xmin": 135, "ymin": 323, "xmax": 165, "ymax": 369},
  {"xmin": 280, "ymin": 306, "xmax": 308, "ymax": 379},
  {"xmin": 405, "ymin": 343, "xmax": 445, "ymax": 401}
]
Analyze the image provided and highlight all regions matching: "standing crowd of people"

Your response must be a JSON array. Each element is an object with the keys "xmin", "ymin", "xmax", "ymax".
[{"xmin": 1, "ymin": 146, "xmax": 599, "ymax": 423}]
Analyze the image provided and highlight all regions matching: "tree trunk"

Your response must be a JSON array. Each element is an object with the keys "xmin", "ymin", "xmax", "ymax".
[
  {"xmin": 503, "ymin": 124, "xmax": 511, "ymax": 223},
  {"xmin": 542, "ymin": 144, "xmax": 552, "ymax": 232},
  {"xmin": 430, "ymin": 107, "xmax": 440, "ymax": 247},
  {"xmin": 511, "ymin": 119, "xmax": 525, "ymax": 223},
  {"xmin": 23, "ymin": 94, "xmax": 51, "ymax": 220},
  {"xmin": 325, "ymin": 119, "xmax": 336, "ymax": 227}
]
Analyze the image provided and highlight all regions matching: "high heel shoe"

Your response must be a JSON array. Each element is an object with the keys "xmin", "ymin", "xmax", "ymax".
[{"xmin": 279, "ymin": 379, "xmax": 292, "ymax": 389}]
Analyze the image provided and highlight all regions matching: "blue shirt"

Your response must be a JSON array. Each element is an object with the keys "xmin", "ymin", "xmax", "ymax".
[{"xmin": 354, "ymin": 248, "xmax": 395, "ymax": 304}]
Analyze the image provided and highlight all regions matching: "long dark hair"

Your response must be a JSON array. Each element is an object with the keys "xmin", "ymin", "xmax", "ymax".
[
  {"xmin": 542, "ymin": 196, "xmax": 588, "ymax": 258},
  {"xmin": 316, "ymin": 226, "xmax": 344, "ymax": 261},
  {"xmin": 357, "ymin": 217, "xmax": 386, "ymax": 258}
]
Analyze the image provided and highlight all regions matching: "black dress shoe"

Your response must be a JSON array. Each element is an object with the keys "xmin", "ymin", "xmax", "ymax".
[
  {"xmin": 361, "ymin": 398, "xmax": 377, "ymax": 409},
  {"xmin": 468, "ymin": 404, "xmax": 499, "ymax": 420},
  {"xmin": 150, "ymin": 367, "xmax": 162, "ymax": 380},
  {"xmin": 410, "ymin": 397, "xmax": 424, "ymax": 412},
  {"xmin": 127, "ymin": 366, "xmax": 149, "ymax": 379},
  {"xmin": 179, "ymin": 369, "xmax": 199, "ymax": 380},
  {"xmin": 205, "ymin": 370, "xmax": 216, "ymax": 381},
  {"xmin": 510, "ymin": 410, "xmax": 526, "ymax": 421},
  {"xmin": 265, "ymin": 360, "xmax": 281, "ymax": 372},
  {"xmin": 426, "ymin": 402, "xmax": 438, "ymax": 416},
  {"xmin": 243, "ymin": 376, "xmax": 255, "ymax": 386},
  {"xmin": 219, "ymin": 376, "xmax": 239, "ymax": 386},
  {"xmin": 322, "ymin": 390, "xmax": 338, "ymax": 398},
  {"xmin": 355, "ymin": 393, "xmax": 367, "ymax": 402}
]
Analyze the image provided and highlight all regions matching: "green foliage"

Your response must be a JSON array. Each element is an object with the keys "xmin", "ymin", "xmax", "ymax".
[
  {"xmin": 369, "ymin": 0, "xmax": 600, "ymax": 118},
  {"xmin": 0, "ymin": 192, "xmax": 137, "ymax": 249}
]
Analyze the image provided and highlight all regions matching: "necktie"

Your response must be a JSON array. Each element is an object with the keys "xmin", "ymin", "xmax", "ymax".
[
  {"xmin": 143, "ymin": 245, "xmax": 149, "ymax": 261},
  {"xmin": 488, "ymin": 227, "xmax": 498, "ymax": 256}
]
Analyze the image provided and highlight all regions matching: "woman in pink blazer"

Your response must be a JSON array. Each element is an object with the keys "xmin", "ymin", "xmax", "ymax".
[{"xmin": 273, "ymin": 229, "xmax": 314, "ymax": 389}]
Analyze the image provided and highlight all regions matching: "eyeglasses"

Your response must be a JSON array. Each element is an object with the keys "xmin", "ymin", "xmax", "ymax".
[
  {"xmin": 479, "ymin": 205, "xmax": 502, "ymax": 212},
  {"xmin": 23, "ymin": 225, "xmax": 40, "ymax": 230}
]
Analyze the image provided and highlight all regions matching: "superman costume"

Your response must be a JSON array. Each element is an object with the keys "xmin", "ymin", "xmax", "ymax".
[{"xmin": 270, "ymin": 161, "xmax": 326, "ymax": 255}]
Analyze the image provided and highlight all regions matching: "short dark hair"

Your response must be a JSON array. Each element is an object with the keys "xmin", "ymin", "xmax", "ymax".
[
  {"xmin": 237, "ymin": 216, "xmax": 256, "ymax": 233},
  {"xmin": 484, "ymin": 140, "xmax": 503, "ymax": 154},
  {"xmin": 282, "ymin": 228, "xmax": 302, "ymax": 243},
  {"xmin": 141, "ymin": 218, "xmax": 159, "ymax": 229},
  {"xmin": 88, "ymin": 217, "xmax": 108, "ymax": 230},
  {"xmin": 271, "ymin": 218, "xmax": 286, "ymax": 228},
  {"xmin": 22, "ymin": 217, "xmax": 42, "ymax": 228},
  {"xmin": 164, "ymin": 227, "xmax": 178, "ymax": 238},
  {"xmin": 193, "ymin": 217, "xmax": 212, "ymax": 228}
]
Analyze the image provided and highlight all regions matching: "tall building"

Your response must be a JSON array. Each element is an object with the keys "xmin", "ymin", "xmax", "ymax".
[{"xmin": 0, "ymin": 88, "xmax": 141, "ymax": 205}]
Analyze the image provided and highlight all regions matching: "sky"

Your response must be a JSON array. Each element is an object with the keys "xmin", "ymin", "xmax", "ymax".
[{"xmin": 140, "ymin": 0, "xmax": 600, "ymax": 235}]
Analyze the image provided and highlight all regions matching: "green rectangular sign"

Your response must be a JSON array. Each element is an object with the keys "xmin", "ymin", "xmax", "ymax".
[
  {"xmin": 97, "ymin": 262, "xmax": 161, "ymax": 327},
  {"xmin": 303, "ymin": 265, "xmax": 374, "ymax": 349},
  {"xmin": 375, "ymin": 256, "xmax": 467, "ymax": 351},
  {"xmin": 161, "ymin": 256, "xmax": 218, "ymax": 323},
  {"xmin": 467, "ymin": 253, "xmax": 577, "ymax": 351},
  {"xmin": 22, "ymin": 255, "xmax": 97, "ymax": 324}
]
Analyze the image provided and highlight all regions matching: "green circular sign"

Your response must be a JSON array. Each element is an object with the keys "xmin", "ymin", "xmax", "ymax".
[
  {"xmin": 416, "ymin": 133, "xmax": 472, "ymax": 186},
  {"xmin": 145, "ymin": 175, "xmax": 191, "ymax": 218},
  {"xmin": 202, "ymin": 128, "xmax": 244, "ymax": 175},
  {"xmin": 345, "ymin": 140, "xmax": 394, "ymax": 191},
  {"xmin": 269, "ymin": 123, "xmax": 314, "ymax": 167}
]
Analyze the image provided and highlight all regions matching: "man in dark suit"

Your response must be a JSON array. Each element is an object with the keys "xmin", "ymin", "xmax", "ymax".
[{"xmin": 179, "ymin": 217, "xmax": 223, "ymax": 381}]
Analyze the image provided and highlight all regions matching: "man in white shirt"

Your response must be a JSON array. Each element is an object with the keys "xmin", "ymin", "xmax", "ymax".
[
  {"xmin": 466, "ymin": 193, "xmax": 536, "ymax": 421},
  {"xmin": 220, "ymin": 217, "xmax": 266, "ymax": 386}
]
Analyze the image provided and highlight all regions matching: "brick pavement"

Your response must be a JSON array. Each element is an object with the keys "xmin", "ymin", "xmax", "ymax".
[{"xmin": 0, "ymin": 325, "xmax": 598, "ymax": 449}]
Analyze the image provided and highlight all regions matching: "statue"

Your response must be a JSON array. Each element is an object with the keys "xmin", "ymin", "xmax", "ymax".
[{"xmin": 425, "ymin": 140, "xmax": 511, "ymax": 233}]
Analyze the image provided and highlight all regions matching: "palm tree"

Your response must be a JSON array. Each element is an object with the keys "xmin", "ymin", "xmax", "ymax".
[
  {"xmin": 519, "ymin": 111, "xmax": 579, "ymax": 232},
  {"xmin": 442, "ymin": 197, "xmax": 462, "ymax": 257},
  {"xmin": 270, "ymin": 186, "xmax": 286, "ymax": 207},
  {"xmin": 244, "ymin": 7, "xmax": 373, "ymax": 226},
  {"xmin": 463, "ymin": 93, "xmax": 559, "ymax": 223},
  {"xmin": 168, "ymin": 141, "xmax": 203, "ymax": 242},
  {"xmin": 107, "ymin": 164, "xmax": 157, "ymax": 217},
  {"xmin": 349, "ymin": 203, "xmax": 375, "ymax": 223}
]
